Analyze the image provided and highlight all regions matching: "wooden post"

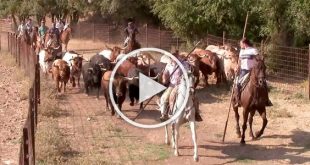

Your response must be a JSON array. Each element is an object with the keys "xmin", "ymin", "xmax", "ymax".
[
  {"xmin": 308, "ymin": 44, "xmax": 310, "ymax": 100},
  {"xmin": 0, "ymin": 34, "xmax": 2, "ymax": 51},
  {"xmin": 223, "ymin": 31, "xmax": 226, "ymax": 45},
  {"xmin": 108, "ymin": 24, "xmax": 110, "ymax": 43},
  {"xmin": 159, "ymin": 26, "xmax": 161, "ymax": 49},
  {"xmin": 177, "ymin": 37, "xmax": 179, "ymax": 50},
  {"xmin": 145, "ymin": 24, "xmax": 148, "ymax": 47},
  {"xmin": 92, "ymin": 23, "xmax": 95, "ymax": 41},
  {"xmin": 78, "ymin": 23, "xmax": 81, "ymax": 39},
  {"xmin": 243, "ymin": 11, "xmax": 249, "ymax": 38},
  {"xmin": 22, "ymin": 127, "xmax": 29, "ymax": 165}
]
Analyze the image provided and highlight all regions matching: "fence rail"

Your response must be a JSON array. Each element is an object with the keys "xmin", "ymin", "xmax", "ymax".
[{"xmin": 2, "ymin": 31, "xmax": 40, "ymax": 165}]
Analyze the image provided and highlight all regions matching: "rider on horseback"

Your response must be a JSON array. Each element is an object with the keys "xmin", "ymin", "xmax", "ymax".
[
  {"xmin": 38, "ymin": 20, "xmax": 48, "ymax": 46},
  {"xmin": 17, "ymin": 20, "xmax": 27, "ymax": 38},
  {"xmin": 25, "ymin": 18, "xmax": 33, "ymax": 33},
  {"xmin": 234, "ymin": 38, "xmax": 273, "ymax": 107},
  {"xmin": 56, "ymin": 18, "xmax": 64, "ymax": 33},
  {"xmin": 50, "ymin": 22, "xmax": 60, "ymax": 42},
  {"xmin": 159, "ymin": 52, "xmax": 202, "ymax": 122},
  {"xmin": 124, "ymin": 19, "xmax": 139, "ymax": 47}
]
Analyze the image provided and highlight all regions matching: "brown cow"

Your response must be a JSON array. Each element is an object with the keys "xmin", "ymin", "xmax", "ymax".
[
  {"xmin": 51, "ymin": 59, "xmax": 70, "ymax": 93},
  {"xmin": 69, "ymin": 56, "xmax": 84, "ymax": 87},
  {"xmin": 101, "ymin": 71, "xmax": 128, "ymax": 117}
]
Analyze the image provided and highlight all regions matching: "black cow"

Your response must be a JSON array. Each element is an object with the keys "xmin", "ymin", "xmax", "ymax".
[
  {"xmin": 82, "ymin": 62, "xmax": 103, "ymax": 99},
  {"xmin": 101, "ymin": 71, "xmax": 127, "ymax": 116},
  {"xmin": 89, "ymin": 53, "xmax": 113, "ymax": 70}
]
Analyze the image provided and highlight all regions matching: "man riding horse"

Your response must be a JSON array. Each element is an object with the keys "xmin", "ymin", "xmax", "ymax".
[
  {"xmin": 124, "ymin": 20, "xmax": 139, "ymax": 47},
  {"xmin": 233, "ymin": 38, "xmax": 272, "ymax": 107},
  {"xmin": 38, "ymin": 20, "xmax": 48, "ymax": 47},
  {"xmin": 159, "ymin": 52, "xmax": 202, "ymax": 122}
]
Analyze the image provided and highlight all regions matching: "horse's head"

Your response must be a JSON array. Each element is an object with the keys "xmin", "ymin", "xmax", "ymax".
[{"xmin": 251, "ymin": 55, "xmax": 267, "ymax": 87}]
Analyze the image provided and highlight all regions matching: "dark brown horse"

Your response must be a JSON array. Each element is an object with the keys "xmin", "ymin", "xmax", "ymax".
[
  {"xmin": 30, "ymin": 27, "xmax": 41, "ymax": 54},
  {"xmin": 124, "ymin": 31, "xmax": 141, "ymax": 54},
  {"xmin": 60, "ymin": 27, "xmax": 72, "ymax": 52},
  {"xmin": 232, "ymin": 56, "xmax": 269, "ymax": 145}
]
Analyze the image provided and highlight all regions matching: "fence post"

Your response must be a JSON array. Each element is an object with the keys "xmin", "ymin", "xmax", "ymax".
[
  {"xmin": 177, "ymin": 37, "xmax": 179, "ymax": 50},
  {"xmin": 159, "ymin": 26, "xmax": 161, "ymax": 49},
  {"xmin": 108, "ymin": 24, "xmax": 110, "ymax": 43},
  {"xmin": 78, "ymin": 23, "xmax": 81, "ymax": 39},
  {"xmin": 36, "ymin": 54, "xmax": 40, "ymax": 104},
  {"xmin": 22, "ymin": 127, "xmax": 29, "ymax": 165},
  {"xmin": 308, "ymin": 44, "xmax": 310, "ymax": 100},
  {"xmin": 223, "ymin": 31, "xmax": 225, "ymax": 45},
  {"xmin": 92, "ymin": 23, "xmax": 95, "ymax": 41},
  {"xmin": 8, "ymin": 32, "xmax": 10, "ymax": 53},
  {"xmin": 145, "ymin": 24, "xmax": 148, "ymax": 47},
  {"xmin": 28, "ymin": 88, "xmax": 35, "ymax": 165},
  {"xmin": 0, "ymin": 34, "xmax": 2, "ymax": 51}
]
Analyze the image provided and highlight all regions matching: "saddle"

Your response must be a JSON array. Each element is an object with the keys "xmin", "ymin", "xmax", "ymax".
[{"xmin": 236, "ymin": 72, "xmax": 251, "ymax": 92}]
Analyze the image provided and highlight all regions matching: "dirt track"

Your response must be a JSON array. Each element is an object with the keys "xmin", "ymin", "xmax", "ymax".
[{"xmin": 45, "ymin": 39, "xmax": 310, "ymax": 164}]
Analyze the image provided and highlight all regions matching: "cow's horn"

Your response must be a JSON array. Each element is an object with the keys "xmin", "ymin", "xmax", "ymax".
[{"xmin": 101, "ymin": 68, "xmax": 107, "ymax": 71}]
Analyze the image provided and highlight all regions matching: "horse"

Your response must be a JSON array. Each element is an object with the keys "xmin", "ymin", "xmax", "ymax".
[
  {"xmin": 163, "ymin": 70, "xmax": 199, "ymax": 161},
  {"xmin": 30, "ymin": 27, "xmax": 41, "ymax": 54},
  {"xmin": 124, "ymin": 31, "xmax": 141, "ymax": 54},
  {"xmin": 232, "ymin": 56, "xmax": 269, "ymax": 145},
  {"xmin": 45, "ymin": 32, "xmax": 63, "ymax": 60},
  {"xmin": 60, "ymin": 26, "xmax": 72, "ymax": 52},
  {"xmin": 19, "ymin": 29, "xmax": 31, "ymax": 46}
]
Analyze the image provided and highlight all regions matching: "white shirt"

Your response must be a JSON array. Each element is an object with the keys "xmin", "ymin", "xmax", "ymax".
[
  {"xmin": 56, "ymin": 22, "xmax": 64, "ymax": 31},
  {"xmin": 239, "ymin": 47, "xmax": 258, "ymax": 70}
]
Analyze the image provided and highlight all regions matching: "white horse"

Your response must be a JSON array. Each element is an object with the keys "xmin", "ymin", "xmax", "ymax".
[{"xmin": 163, "ymin": 71, "xmax": 198, "ymax": 162}]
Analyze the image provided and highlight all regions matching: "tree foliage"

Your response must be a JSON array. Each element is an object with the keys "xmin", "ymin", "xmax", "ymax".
[{"xmin": 0, "ymin": 0, "xmax": 309, "ymax": 46}]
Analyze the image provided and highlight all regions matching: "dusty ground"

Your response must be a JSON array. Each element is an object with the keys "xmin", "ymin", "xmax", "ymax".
[
  {"xmin": 1, "ymin": 39, "xmax": 310, "ymax": 165},
  {"xmin": 0, "ymin": 53, "xmax": 29, "ymax": 165},
  {"xmin": 45, "ymin": 39, "xmax": 310, "ymax": 164}
]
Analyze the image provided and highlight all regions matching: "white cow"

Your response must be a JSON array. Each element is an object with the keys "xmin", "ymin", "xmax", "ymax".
[
  {"xmin": 62, "ymin": 51, "xmax": 79, "ymax": 69},
  {"xmin": 38, "ymin": 49, "xmax": 53, "ymax": 76},
  {"xmin": 99, "ymin": 49, "xmax": 113, "ymax": 61}
]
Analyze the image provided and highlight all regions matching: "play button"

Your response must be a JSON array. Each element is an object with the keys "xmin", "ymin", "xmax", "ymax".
[{"xmin": 139, "ymin": 73, "xmax": 166, "ymax": 103}]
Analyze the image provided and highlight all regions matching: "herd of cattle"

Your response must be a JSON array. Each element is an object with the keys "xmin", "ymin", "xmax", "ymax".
[{"xmin": 38, "ymin": 44, "xmax": 239, "ymax": 115}]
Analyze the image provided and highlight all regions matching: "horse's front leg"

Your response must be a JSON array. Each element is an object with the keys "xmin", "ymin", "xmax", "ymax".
[
  {"xmin": 233, "ymin": 107, "xmax": 241, "ymax": 138},
  {"xmin": 189, "ymin": 121, "xmax": 198, "ymax": 161},
  {"xmin": 256, "ymin": 107, "xmax": 268, "ymax": 138},
  {"xmin": 77, "ymin": 76, "xmax": 80, "ymax": 87},
  {"xmin": 164, "ymin": 125, "xmax": 169, "ymax": 145},
  {"xmin": 241, "ymin": 108, "xmax": 249, "ymax": 145},
  {"xmin": 249, "ymin": 110, "xmax": 255, "ymax": 140},
  {"xmin": 174, "ymin": 123, "xmax": 180, "ymax": 156}
]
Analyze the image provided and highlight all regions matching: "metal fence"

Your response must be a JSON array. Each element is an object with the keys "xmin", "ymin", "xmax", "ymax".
[
  {"xmin": 72, "ymin": 23, "xmax": 185, "ymax": 51},
  {"xmin": 2, "ymin": 31, "xmax": 40, "ymax": 165},
  {"xmin": 205, "ymin": 34, "xmax": 310, "ymax": 84}
]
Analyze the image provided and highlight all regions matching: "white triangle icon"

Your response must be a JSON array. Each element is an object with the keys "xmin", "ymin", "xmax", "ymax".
[{"xmin": 139, "ymin": 73, "xmax": 167, "ymax": 103}]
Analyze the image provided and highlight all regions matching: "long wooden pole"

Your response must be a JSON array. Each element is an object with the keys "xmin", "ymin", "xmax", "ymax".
[
  {"xmin": 242, "ymin": 11, "xmax": 249, "ymax": 38},
  {"xmin": 222, "ymin": 11, "xmax": 250, "ymax": 143}
]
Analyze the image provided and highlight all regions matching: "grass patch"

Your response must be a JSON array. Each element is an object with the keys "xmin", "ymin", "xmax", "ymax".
[
  {"xmin": 236, "ymin": 156, "xmax": 255, "ymax": 163},
  {"xmin": 268, "ymin": 102, "xmax": 293, "ymax": 118},
  {"xmin": 36, "ymin": 119, "xmax": 71, "ymax": 164}
]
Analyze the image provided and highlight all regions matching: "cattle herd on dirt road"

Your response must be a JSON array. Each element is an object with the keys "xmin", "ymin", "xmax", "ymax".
[{"xmin": 16, "ymin": 29, "xmax": 271, "ymax": 162}]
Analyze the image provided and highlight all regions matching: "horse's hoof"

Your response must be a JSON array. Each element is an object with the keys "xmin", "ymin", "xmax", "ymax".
[
  {"xmin": 193, "ymin": 156, "xmax": 199, "ymax": 162},
  {"xmin": 174, "ymin": 151, "xmax": 179, "ymax": 156},
  {"xmin": 255, "ymin": 131, "xmax": 262, "ymax": 138}
]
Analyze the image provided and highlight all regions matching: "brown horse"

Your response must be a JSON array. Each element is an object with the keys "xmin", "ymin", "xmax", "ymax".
[
  {"xmin": 124, "ymin": 32, "xmax": 141, "ymax": 54},
  {"xmin": 60, "ymin": 27, "xmax": 72, "ymax": 52},
  {"xmin": 189, "ymin": 48, "xmax": 223, "ymax": 86},
  {"xmin": 232, "ymin": 56, "xmax": 269, "ymax": 145},
  {"xmin": 30, "ymin": 27, "xmax": 41, "ymax": 54}
]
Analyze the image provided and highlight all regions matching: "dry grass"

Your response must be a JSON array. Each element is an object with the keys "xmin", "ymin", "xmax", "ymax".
[
  {"xmin": 0, "ymin": 52, "xmax": 30, "ymax": 100},
  {"xmin": 36, "ymin": 119, "xmax": 71, "ymax": 165}
]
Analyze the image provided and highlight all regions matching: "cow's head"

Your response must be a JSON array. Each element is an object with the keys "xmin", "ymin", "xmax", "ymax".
[{"xmin": 113, "ymin": 76, "xmax": 128, "ymax": 97}]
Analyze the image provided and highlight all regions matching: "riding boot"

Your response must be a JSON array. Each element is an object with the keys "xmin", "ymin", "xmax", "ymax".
[
  {"xmin": 233, "ymin": 84, "xmax": 241, "ymax": 108},
  {"xmin": 159, "ymin": 103, "xmax": 169, "ymax": 122}
]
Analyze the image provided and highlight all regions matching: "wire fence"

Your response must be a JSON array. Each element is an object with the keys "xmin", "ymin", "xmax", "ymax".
[
  {"xmin": 1, "ymin": 31, "xmax": 40, "ymax": 165},
  {"xmin": 71, "ymin": 23, "xmax": 185, "ymax": 51}
]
